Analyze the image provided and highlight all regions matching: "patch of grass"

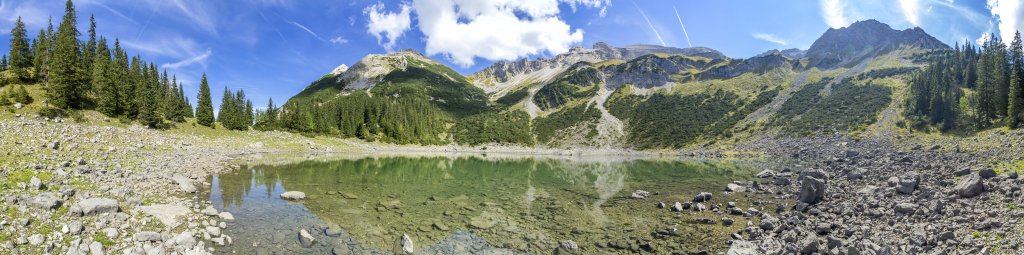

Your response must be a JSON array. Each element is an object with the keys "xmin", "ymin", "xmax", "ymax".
[
  {"xmin": 2, "ymin": 169, "xmax": 54, "ymax": 190},
  {"xmin": 92, "ymin": 232, "xmax": 115, "ymax": 247}
]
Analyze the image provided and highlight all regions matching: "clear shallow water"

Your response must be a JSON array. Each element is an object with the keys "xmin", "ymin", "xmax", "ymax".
[{"xmin": 207, "ymin": 155, "xmax": 769, "ymax": 254}]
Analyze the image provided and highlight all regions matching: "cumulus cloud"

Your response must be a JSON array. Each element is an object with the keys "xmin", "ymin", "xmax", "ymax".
[
  {"xmin": 821, "ymin": 0, "xmax": 850, "ymax": 28},
  {"xmin": 899, "ymin": 0, "xmax": 921, "ymax": 26},
  {"xmin": 988, "ymin": 0, "xmax": 1024, "ymax": 45},
  {"xmin": 752, "ymin": 33, "xmax": 788, "ymax": 45},
  {"xmin": 364, "ymin": 2, "xmax": 412, "ymax": 51},
  {"xmin": 412, "ymin": 0, "xmax": 599, "ymax": 67}
]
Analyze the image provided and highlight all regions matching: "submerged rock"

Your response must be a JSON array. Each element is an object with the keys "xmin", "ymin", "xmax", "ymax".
[
  {"xmin": 631, "ymin": 190, "xmax": 651, "ymax": 199},
  {"xmin": 298, "ymin": 228, "xmax": 315, "ymax": 247},
  {"xmin": 395, "ymin": 234, "xmax": 414, "ymax": 255}
]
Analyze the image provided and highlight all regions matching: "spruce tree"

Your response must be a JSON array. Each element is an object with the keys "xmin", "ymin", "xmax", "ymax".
[
  {"xmin": 1, "ymin": 55, "xmax": 8, "ymax": 71},
  {"xmin": 82, "ymin": 14, "xmax": 96, "ymax": 90},
  {"xmin": 49, "ymin": 0, "xmax": 83, "ymax": 109},
  {"xmin": 195, "ymin": 73, "xmax": 214, "ymax": 127},
  {"xmin": 218, "ymin": 86, "xmax": 234, "ymax": 128},
  {"xmin": 8, "ymin": 17, "xmax": 32, "ymax": 80},
  {"xmin": 93, "ymin": 37, "xmax": 117, "ymax": 116},
  {"xmin": 1011, "ymin": 30, "xmax": 1024, "ymax": 128},
  {"xmin": 32, "ymin": 20, "xmax": 53, "ymax": 81}
]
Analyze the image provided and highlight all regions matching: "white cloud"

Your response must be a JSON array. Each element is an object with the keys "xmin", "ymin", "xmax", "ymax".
[
  {"xmin": 988, "ymin": 0, "xmax": 1024, "ymax": 45},
  {"xmin": 752, "ymin": 33, "xmax": 788, "ymax": 45},
  {"xmin": 330, "ymin": 36, "xmax": 349, "ymax": 44},
  {"xmin": 364, "ymin": 2, "xmax": 412, "ymax": 51},
  {"xmin": 821, "ymin": 0, "xmax": 850, "ymax": 28},
  {"xmin": 287, "ymin": 20, "xmax": 326, "ymax": 42},
  {"xmin": 162, "ymin": 49, "xmax": 212, "ymax": 69},
  {"xmin": 631, "ymin": 0, "xmax": 665, "ymax": 47},
  {"xmin": 899, "ymin": 0, "xmax": 921, "ymax": 26},
  {"xmin": 563, "ymin": 0, "xmax": 611, "ymax": 17},
  {"xmin": 411, "ymin": 0, "xmax": 591, "ymax": 67}
]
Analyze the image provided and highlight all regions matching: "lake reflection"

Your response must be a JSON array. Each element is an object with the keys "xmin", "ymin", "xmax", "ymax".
[{"xmin": 209, "ymin": 155, "xmax": 761, "ymax": 254}]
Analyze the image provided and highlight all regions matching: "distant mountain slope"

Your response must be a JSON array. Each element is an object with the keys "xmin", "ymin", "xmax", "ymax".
[
  {"xmin": 280, "ymin": 19, "xmax": 946, "ymax": 149},
  {"xmin": 806, "ymin": 19, "xmax": 948, "ymax": 69}
]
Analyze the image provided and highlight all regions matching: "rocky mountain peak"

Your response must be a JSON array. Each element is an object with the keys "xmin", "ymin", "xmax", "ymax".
[{"xmin": 807, "ymin": 19, "xmax": 948, "ymax": 69}]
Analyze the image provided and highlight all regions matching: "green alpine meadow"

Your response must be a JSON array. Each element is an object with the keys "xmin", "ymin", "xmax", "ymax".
[{"xmin": 1, "ymin": 0, "xmax": 1023, "ymax": 254}]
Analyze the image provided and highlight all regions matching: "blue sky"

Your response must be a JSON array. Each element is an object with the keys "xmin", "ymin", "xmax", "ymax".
[{"xmin": 0, "ymin": 0, "xmax": 1018, "ymax": 111}]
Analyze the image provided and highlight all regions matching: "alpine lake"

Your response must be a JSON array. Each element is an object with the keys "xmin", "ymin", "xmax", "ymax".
[{"xmin": 202, "ymin": 153, "xmax": 781, "ymax": 254}]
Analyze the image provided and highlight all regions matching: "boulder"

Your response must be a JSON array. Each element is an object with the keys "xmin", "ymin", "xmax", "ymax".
[
  {"xmin": 630, "ymin": 190, "xmax": 651, "ymax": 199},
  {"xmin": 798, "ymin": 176, "xmax": 826, "ymax": 204},
  {"xmin": 556, "ymin": 240, "xmax": 579, "ymax": 254},
  {"xmin": 202, "ymin": 206, "xmax": 219, "ymax": 216},
  {"xmin": 30, "ymin": 193, "xmax": 62, "ymax": 210},
  {"xmin": 169, "ymin": 232, "xmax": 197, "ymax": 251},
  {"xmin": 134, "ymin": 231, "xmax": 162, "ymax": 242},
  {"xmin": 139, "ymin": 204, "xmax": 190, "ymax": 228},
  {"xmin": 299, "ymin": 229, "xmax": 316, "ymax": 247},
  {"xmin": 170, "ymin": 175, "xmax": 197, "ymax": 193},
  {"xmin": 28, "ymin": 176, "xmax": 44, "ymax": 190},
  {"xmin": 218, "ymin": 212, "xmax": 235, "ymax": 222},
  {"xmin": 727, "ymin": 240, "xmax": 758, "ymax": 255},
  {"xmin": 955, "ymin": 174, "xmax": 985, "ymax": 198},
  {"xmin": 671, "ymin": 202, "xmax": 684, "ymax": 212},
  {"xmin": 773, "ymin": 177, "xmax": 791, "ymax": 186},
  {"xmin": 726, "ymin": 183, "xmax": 746, "ymax": 193},
  {"xmin": 799, "ymin": 169, "xmax": 827, "ymax": 181},
  {"xmin": 693, "ymin": 192, "xmax": 712, "ymax": 202},
  {"xmin": 978, "ymin": 168, "xmax": 997, "ymax": 179},
  {"xmin": 756, "ymin": 169, "xmax": 775, "ymax": 178},
  {"xmin": 281, "ymin": 191, "xmax": 306, "ymax": 201},
  {"xmin": 75, "ymin": 198, "xmax": 120, "ymax": 216},
  {"xmin": 897, "ymin": 172, "xmax": 920, "ymax": 194},
  {"xmin": 895, "ymin": 203, "xmax": 918, "ymax": 215}
]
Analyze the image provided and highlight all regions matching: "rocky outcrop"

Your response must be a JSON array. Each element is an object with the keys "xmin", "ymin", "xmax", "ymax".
[{"xmin": 806, "ymin": 19, "xmax": 948, "ymax": 69}]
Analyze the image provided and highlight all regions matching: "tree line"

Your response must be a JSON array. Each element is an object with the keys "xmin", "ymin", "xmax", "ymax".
[
  {"xmin": 907, "ymin": 31, "xmax": 1024, "ymax": 132},
  {"xmin": 4, "ymin": 0, "xmax": 258, "ymax": 130}
]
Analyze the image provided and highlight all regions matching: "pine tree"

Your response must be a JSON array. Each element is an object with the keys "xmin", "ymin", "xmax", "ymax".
[
  {"xmin": 32, "ymin": 20, "xmax": 54, "ymax": 81},
  {"xmin": 112, "ymin": 39, "xmax": 129, "ymax": 115},
  {"xmin": 8, "ymin": 17, "xmax": 32, "ymax": 81},
  {"xmin": 195, "ymin": 73, "xmax": 214, "ymax": 127},
  {"xmin": 81, "ymin": 14, "xmax": 97, "ymax": 90},
  {"xmin": 93, "ymin": 37, "xmax": 117, "ymax": 116},
  {"xmin": 1, "ymin": 55, "xmax": 8, "ymax": 71},
  {"xmin": 218, "ymin": 86, "xmax": 233, "ymax": 128},
  {"xmin": 1009, "ymin": 31, "xmax": 1024, "ymax": 128},
  {"xmin": 49, "ymin": 0, "xmax": 84, "ymax": 109}
]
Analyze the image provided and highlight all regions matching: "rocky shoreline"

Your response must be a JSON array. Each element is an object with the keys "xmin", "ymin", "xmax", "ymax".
[
  {"xmin": 725, "ymin": 134, "xmax": 1024, "ymax": 254},
  {"xmin": 3, "ymin": 114, "xmax": 1024, "ymax": 254}
]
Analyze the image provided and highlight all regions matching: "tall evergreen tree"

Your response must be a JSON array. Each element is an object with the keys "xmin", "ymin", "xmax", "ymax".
[
  {"xmin": 93, "ymin": 37, "xmax": 117, "ymax": 116},
  {"xmin": 8, "ymin": 16, "xmax": 32, "ymax": 80},
  {"xmin": 195, "ymin": 73, "xmax": 214, "ymax": 127},
  {"xmin": 1, "ymin": 55, "xmax": 8, "ymax": 71},
  {"xmin": 112, "ymin": 39, "xmax": 129, "ymax": 115},
  {"xmin": 82, "ymin": 14, "xmax": 97, "ymax": 90},
  {"xmin": 49, "ymin": 0, "xmax": 84, "ymax": 109},
  {"xmin": 1009, "ymin": 30, "xmax": 1024, "ymax": 127},
  {"xmin": 32, "ymin": 19, "xmax": 54, "ymax": 81}
]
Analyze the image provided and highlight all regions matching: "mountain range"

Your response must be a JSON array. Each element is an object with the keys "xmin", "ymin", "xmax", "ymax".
[{"xmin": 280, "ymin": 19, "xmax": 949, "ymax": 148}]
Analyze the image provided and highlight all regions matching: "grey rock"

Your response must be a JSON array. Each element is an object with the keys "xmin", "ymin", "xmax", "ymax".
[
  {"xmin": 134, "ymin": 231, "xmax": 162, "ymax": 242},
  {"xmin": 798, "ymin": 176, "xmax": 826, "ymax": 204},
  {"xmin": 556, "ymin": 240, "xmax": 579, "ymax": 254},
  {"xmin": 773, "ymin": 176, "xmax": 791, "ymax": 186},
  {"xmin": 89, "ymin": 241, "xmax": 105, "ymax": 255},
  {"xmin": 202, "ymin": 206, "xmax": 218, "ymax": 216},
  {"xmin": 30, "ymin": 193, "xmax": 62, "ymax": 210},
  {"xmin": 726, "ymin": 183, "xmax": 746, "ymax": 192},
  {"xmin": 671, "ymin": 202, "xmax": 684, "ymax": 212},
  {"xmin": 169, "ymin": 232, "xmax": 197, "ymax": 250},
  {"xmin": 911, "ymin": 227, "xmax": 927, "ymax": 246},
  {"xmin": 895, "ymin": 203, "xmax": 918, "ymax": 215},
  {"xmin": 298, "ymin": 228, "xmax": 315, "ymax": 247},
  {"xmin": 281, "ymin": 191, "xmax": 306, "ymax": 201},
  {"xmin": 693, "ymin": 192, "xmax": 712, "ymax": 202},
  {"xmin": 760, "ymin": 215, "xmax": 779, "ymax": 231},
  {"xmin": 953, "ymin": 168, "xmax": 971, "ymax": 176},
  {"xmin": 630, "ymin": 190, "xmax": 651, "ymax": 199},
  {"xmin": 102, "ymin": 228, "xmax": 118, "ymax": 239},
  {"xmin": 170, "ymin": 175, "xmax": 196, "ymax": 193},
  {"xmin": 29, "ymin": 176, "xmax": 44, "ymax": 190},
  {"xmin": 897, "ymin": 172, "xmax": 920, "ymax": 194},
  {"xmin": 979, "ymin": 168, "xmax": 997, "ymax": 179},
  {"xmin": 722, "ymin": 217, "xmax": 735, "ymax": 226},
  {"xmin": 815, "ymin": 223, "xmax": 832, "ymax": 235},
  {"xmin": 28, "ymin": 234, "xmax": 45, "ymax": 245},
  {"xmin": 727, "ymin": 240, "xmax": 758, "ymax": 255},
  {"xmin": 218, "ymin": 212, "xmax": 235, "ymax": 222},
  {"xmin": 799, "ymin": 169, "xmax": 827, "ymax": 181},
  {"xmin": 206, "ymin": 226, "xmax": 221, "ymax": 237},
  {"xmin": 756, "ymin": 169, "xmax": 775, "ymax": 178},
  {"xmin": 799, "ymin": 236, "xmax": 819, "ymax": 254},
  {"xmin": 75, "ymin": 198, "xmax": 119, "ymax": 216},
  {"xmin": 955, "ymin": 174, "xmax": 985, "ymax": 198},
  {"xmin": 887, "ymin": 176, "xmax": 900, "ymax": 187},
  {"xmin": 68, "ymin": 221, "xmax": 83, "ymax": 235}
]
